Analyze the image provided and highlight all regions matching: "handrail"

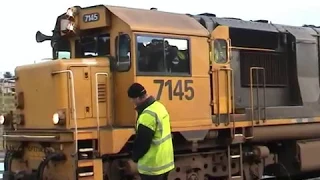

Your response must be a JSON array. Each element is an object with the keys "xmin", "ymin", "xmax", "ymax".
[
  {"xmin": 219, "ymin": 68, "xmax": 236, "ymax": 138},
  {"xmin": 231, "ymin": 46, "xmax": 276, "ymax": 52},
  {"xmin": 51, "ymin": 70, "xmax": 77, "ymax": 179},
  {"xmin": 247, "ymin": 67, "xmax": 266, "ymax": 139},
  {"xmin": 214, "ymin": 68, "xmax": 234, "ymax": 128},
  {"xmin": 228, "ymin": 68, "xmax": 236, "ymax": 138},
  {"xmin": 52, "ymin": 70, "xmax": 77, "ymax": 151},
  {"xmin": 94, "ymin": 72, "xmax": 109, "ymax": 156},
  {"xmin": 214, "ymin": 68, "xmax": 221, "ymax": 126}
]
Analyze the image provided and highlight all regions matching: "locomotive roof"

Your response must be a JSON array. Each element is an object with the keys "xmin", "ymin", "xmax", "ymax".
[
  {"xmin": 194, "ymin": 15, "xmax": 279, "ymax": 32},
  {"xmin": 107, "ymin": 5, "xmax": 319, "ymax": 41},
  {"xmin": 105, "ymin": 5, "xmax": 209, "ymax": 37},
  {"xmin": 194, "ymin": 14, "xmax": 320, "ymax": 42}
]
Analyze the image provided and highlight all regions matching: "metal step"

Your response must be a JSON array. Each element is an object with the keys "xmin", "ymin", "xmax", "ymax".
[
  {"xmin": 79, "ymin": 172, "xmax": 94, "ymax": 177},
  {"xmin": 77, "ymin": 159, "xmax": 103, "ymax": 180},
  {"xmin": 228, "ymin": 144, "xmax": 243, "ymax": 180},
  {"xmin": 232, "ymin": 134, "xmax": 245, "ymax": 144},
  {"xmin": 79, "ymin": 148, "xmax": 94, "ymax": 152},
  {"xmin": 231, "ymin": 155, "xmax": 241, "ymax": 158},
  {"xmin": 231, "ymin": 175, "xmax": 242, "ymax": 179}
]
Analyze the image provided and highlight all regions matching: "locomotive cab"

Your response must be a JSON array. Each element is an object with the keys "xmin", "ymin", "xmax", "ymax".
[{"xmin": 2, "ymin": 5, "xmax": 135, "ymax": 179}]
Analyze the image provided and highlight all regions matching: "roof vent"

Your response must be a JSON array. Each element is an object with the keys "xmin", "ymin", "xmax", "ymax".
[
  {"xmin": 198, "ymin": 13, "xmax": 216, "ymax": 17},
  {"xmin": 303, "ymin": 24, "xmax": 320, "ymax": 28},
  {"xmin": 223, "ymin": 17, "xmax": 242, "ymax": 20},
  {"xmin": 254, "ymin": 20, "xmax": 269, "ymax": 23}
]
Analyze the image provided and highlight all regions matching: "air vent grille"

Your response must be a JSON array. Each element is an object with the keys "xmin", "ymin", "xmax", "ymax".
[{"xmin": 97, "ymin": 83, "xmax": 106, "ymax": 103}]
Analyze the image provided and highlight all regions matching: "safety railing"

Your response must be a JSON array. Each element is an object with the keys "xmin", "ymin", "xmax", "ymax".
[
  {"xmin": 94, "ymin": 72, "xmax": 109, "ymax": 157},
  {"xmin": 213, "ymin": 67, "xmax": 235, "ymax": 126},
  {"xmin": 247, "ymin": 67, "xmax": 266, "ymax": 139},
  {"xmin": 51, "ymin": 70, "xmax": 77, "ymax": 179}
]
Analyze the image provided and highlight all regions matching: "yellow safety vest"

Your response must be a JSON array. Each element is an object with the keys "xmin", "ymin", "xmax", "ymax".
[
  {"xmin": 214, "ymin": 48, "xmax": 219, "ymax": 63},
  {"xmin": 177, "ymin": 51, "xmax": 185, "ymax": 60},
  {"xmin": 136, "ymin": 101, "xmax": 175, "ymax": 175}
]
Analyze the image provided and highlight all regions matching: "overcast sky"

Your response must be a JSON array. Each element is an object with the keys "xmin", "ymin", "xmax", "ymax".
[{"xmin": 0, "ymin": 0, "xmax": 319, "ymax": 73}]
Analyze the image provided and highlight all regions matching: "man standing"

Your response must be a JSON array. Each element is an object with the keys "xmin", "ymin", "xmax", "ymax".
[{"xmin": 127, "ymin": 82, "xmax": 175, "ymax": 180}]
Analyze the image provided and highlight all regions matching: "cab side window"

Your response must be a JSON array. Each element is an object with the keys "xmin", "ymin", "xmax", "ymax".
[
  {"xmin": 136, "ymin": 35, "xmax": 190, "ymax": 75},
  {"xmin": 115, "ymin": 34, "xmax": 131, "ymax": 71},
  {"xmin": 213, "ymin": 39, "xmax": 228, "ymax": 64}
]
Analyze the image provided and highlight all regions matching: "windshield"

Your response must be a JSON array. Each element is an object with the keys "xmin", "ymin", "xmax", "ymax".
[
  {"xmin": 75, "ymin": 34, "xmax": 110, "ymax": 58},
  {"xmin": 52, "ymin": 34, "xmax": 110, "ymax": 59},
  {"xmin": 53, "ymin": 37, "xmax": 71, "ymax": 59}
]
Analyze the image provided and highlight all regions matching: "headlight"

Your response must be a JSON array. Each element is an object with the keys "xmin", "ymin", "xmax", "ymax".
[
  {"xmin": 0, "ymin": 115, "xmax": 5, "ymax": 125},
  {"xmin": 67, "ymin": 22, "xmax": 76, "ymax": 32},
  {"xmin": 66, "ymin": 8, "xmax": 74, "ymax": 17},
  {"xmin": 52, "ymin": 113, "xmax": 60, "ymax": 125},
  {"xmin": 66, "ymin": 7, "xmax": 78, "ymax": 18},
  {"xmin": 52, "ymin": 110, "xmax": 66, "ymax": 125}
]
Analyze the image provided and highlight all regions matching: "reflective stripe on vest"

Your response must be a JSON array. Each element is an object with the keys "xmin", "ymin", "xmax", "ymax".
[
  {"xmin": 138, "ymin": 161, "xmax": 175, "ymax": 172},
  {"xmin": 142, "ymin": 109, "xmax": 172, "ymax": 145}
]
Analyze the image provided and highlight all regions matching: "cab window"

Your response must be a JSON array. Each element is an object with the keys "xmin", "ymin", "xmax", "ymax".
[
  {"xmin": 213, "ymin": 39, "xmax": 228, "ymax": 64},
  {"xmin": 53, "ymin": 37, "xmax": 71, "ymax": 59},
  {"xmin": 115, "ymin": 33, "xmax": 131, "ymax": 72},
  {"xmin": 75, "ymin": 34, "xmax": 110, "ymax": 58},
  {"xmin": 57, "ymin": 51, "xmax": 71, "ymax": 59},
  {"xmin": 136, "ymin": 35, "xmax": 190, "ymax": 75}
]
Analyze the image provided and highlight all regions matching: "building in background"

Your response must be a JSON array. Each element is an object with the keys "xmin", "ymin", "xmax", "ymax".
[
  {"xmin": 0, "ymin": 71, "xmax": 15, "ymax": 95},
  {"xmin": 0, "ymin": 79, "xmax": 15, "ymax": 94}
]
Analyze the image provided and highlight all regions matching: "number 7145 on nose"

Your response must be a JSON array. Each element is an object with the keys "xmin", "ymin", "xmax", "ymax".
[{"xmin": 153, "ymin": 79, "xmax": 195, "ymax": 101}]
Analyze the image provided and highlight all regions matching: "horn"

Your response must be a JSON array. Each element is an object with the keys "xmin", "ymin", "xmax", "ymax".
[{"xmin": 35, "ymin": 31, "xmax": 52, "ymax": 43}]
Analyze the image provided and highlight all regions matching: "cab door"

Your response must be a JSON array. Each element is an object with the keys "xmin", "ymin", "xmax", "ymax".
[{"xmin": 210, "ymin": 25, "xmax": 233, "ymax": 125}]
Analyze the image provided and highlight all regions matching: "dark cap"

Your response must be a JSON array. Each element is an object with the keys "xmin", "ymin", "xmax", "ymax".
[{"xmin": 127, "ymin": 83, "xmax": 147, "ymax": 98}]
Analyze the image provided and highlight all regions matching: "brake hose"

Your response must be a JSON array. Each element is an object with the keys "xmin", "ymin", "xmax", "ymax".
[
  {"xmin": 4, "ymin": 151, "xmax": 13, "ymax": 172},
  {"xmin": 36, "ymin": 152, "xmax": 66, "ymax": 180}
]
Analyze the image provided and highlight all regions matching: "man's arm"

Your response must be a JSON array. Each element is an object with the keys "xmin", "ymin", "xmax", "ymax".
[{"xmin": 132, "ymin": 124, "xmax": 155, "ymax": 163}]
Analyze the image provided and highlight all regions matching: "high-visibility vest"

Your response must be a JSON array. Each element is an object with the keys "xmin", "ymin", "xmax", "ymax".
[
  {"xmin": 177, "ymin": 51, "xmax": 185, "ymax": 60},
  {"xmin": 136, "ymin": 101, "xmax": 175, "ymax": 175},
  {"xmin": 214, "ymin": 48, "xmax": 219, "ymax": 63}
]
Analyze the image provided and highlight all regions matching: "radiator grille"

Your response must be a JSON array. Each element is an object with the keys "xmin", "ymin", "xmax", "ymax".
[
  {"xmin": 97, "ymin": 83, "xmax": 106, "ymax": 103},
  {"xmin": 239, "ymin": 50, "xmax": 288, "ymax": 87}
]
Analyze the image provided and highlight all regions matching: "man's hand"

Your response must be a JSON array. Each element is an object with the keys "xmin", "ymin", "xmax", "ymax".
[{"xmin": 124, "ymin": 159, "xmax": 138, "ymax": 175}]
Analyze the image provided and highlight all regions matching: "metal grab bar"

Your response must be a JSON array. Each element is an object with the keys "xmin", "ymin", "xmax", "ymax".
[
  {"xmin": 52, "ymin": 70, "xmax": 77, "ymax": 151},
  {"xmin": 3, "ymin": 135, "xmax": 56, "ymax": 139},
  {"xmin": 94, "ymin": 72, "xmax": 109, "ymax": 156},
  {"xmin": 218, "ymin": 68, "xmax": 236, "ymax": 138},
  {"xmin": 213, "ymin": 67, "xmax": 234, "ymax": 128},
  {"xmin": 51, "ymin": 70, "xmax": 77, "ymax": 179},
  {"xmin": 247, "ymin": 67, "xmax": 266, "ymax": 139}
]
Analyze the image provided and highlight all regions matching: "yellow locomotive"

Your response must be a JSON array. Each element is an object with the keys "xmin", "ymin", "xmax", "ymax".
[{"xmin": 1, "ymin": 4, "xmax": 320, "ymax": 180}]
